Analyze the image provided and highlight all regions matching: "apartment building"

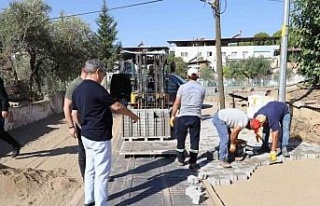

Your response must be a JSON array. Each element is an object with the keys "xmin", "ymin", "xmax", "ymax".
[{"xmin": 167, "ymin": 37, "xmax": 280, "ymax": 71}]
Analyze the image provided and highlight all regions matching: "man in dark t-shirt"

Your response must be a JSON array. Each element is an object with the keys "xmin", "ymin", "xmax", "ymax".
[
  {"xmin": 0, "ymin": 77, "xmax": 21, "ymax": 158},
  {"xmin": 72, "ymin": 59, "xmax": 138, "ymax": 206},
  {"xmin": 252, "ymin": 101, "xmax": 291, "ymax": 162},
  {"xmin": 63, "ymin": 67, "xmax": 87, "ymax": 179}
]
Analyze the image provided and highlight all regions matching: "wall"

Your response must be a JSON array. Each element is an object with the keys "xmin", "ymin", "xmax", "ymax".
[
  {"xmin": 290, "ymin": 106, "xmax": 320, "ymax": 144},
  {"xmin": 4, "ymin": 92, "xmax": 64, "ymax": 131}
]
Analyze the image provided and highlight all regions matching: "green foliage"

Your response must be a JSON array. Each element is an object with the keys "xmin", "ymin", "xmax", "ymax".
[
  {"xmin": 224, "ymin": 57, "xmax": 271, "ymax": 84},
  {"xmin": 0, "ymin": 0, "xmax": 53, "ymax": 100},
  {"xmin": 223, "ymin": 62, "xmax": 246, "ymax": 81},
  {"xmin": 273, "ymin": 30, "xmax": 282, "ymax": 37},
  {"xmin": 254, "ymin": 32, "xmax": 271, "ymax": 45},
  {"xmin": 273, "ymin": 67, "xmax": 293, "ymax": 81},
  {"xmin": 0, "ymin": 0, "xmax": 99, "ymax": 100},
  {"xmin": 254, "ymin": 32, "xmax": 270, "ymax": 38},
  {"xmin": 200, "ymin": 67, "xmax": 214, "ymax": 81},
  {"xmin": 166, "ymin": 53, "xmax": 188, "ymax": 78},
  {"xmin": 95, "ymin": 0, "xmax": 120, "ymax": 72},
  {"xmin": 50, "ymin": 12, "xmax": 96, "ymax": 81},
  {"xmin": 291, "ymin": 0, "xmax": 320, "ymax": 85}
]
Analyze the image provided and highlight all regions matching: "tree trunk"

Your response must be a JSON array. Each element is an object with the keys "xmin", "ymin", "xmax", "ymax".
[{"xmin": 28, "ymin": 46, "xmax": 36, "ymax": 101}]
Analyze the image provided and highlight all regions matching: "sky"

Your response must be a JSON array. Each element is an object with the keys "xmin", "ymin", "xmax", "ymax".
[{"xmin": 0, "ymin": 0, "xmax": 285, "ymax": 47}]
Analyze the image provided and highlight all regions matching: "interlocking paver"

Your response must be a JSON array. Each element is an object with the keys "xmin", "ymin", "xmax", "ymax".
[{"xmin": 107, "ymin": 103, "xmax": 320, "ymax": 205}]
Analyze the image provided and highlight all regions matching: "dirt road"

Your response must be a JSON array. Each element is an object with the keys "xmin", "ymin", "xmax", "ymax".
[{"xmin": 0, "ymin": 113, "xmax": 83, "ymax": 206}]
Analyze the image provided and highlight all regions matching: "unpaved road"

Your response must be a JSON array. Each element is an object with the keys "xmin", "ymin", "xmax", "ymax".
[{"xmin": 0, "ymin": 113, "xmax": 83, "ymax": 206}]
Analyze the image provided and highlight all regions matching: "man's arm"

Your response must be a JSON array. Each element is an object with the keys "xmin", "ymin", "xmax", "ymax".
[
  {"xmin": 171, "ymin": 96, "xmax": 181, "ymax": 118},
  {"xmin": 63, "ymin": 98, "xmax": 74, "ymax": 128},
  {"xmin": 71, "ymin": 110, "xmax": 81, "ymax": 128},
  {"xmin": 0, "ymin": 78, "xmax": 10, "ymax": 118},
  {"xmin": 63, "ymin": 97, "xmax": 77, "ymax": 138},
  {"xmin": 270, "ymin": 130, "xmax": 279, "ymax": 151},
  {"xmin": 170, "ymin": 96, "xmax": 181, "ymax": 127},
  {"xmin": 229, "ymin": 126, "xmax": 242, "ymax": 152},
  {"xmin": 110, "ymin": 102, "xmax": 139, "ymax": 122}
]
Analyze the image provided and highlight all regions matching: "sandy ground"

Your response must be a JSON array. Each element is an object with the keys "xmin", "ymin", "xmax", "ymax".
[
  {"xmin": 0, "ymin": 103, "xmax": 320, "ymax": 206},
  {"xmin": 0, "ymin": 114, "xmax": 83, "ymax": 206}
]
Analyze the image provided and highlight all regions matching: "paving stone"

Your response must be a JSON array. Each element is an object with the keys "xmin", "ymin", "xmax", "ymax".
[{"xmin": 109, "ymin": 107, "xmax": 320, "ymax": 205}]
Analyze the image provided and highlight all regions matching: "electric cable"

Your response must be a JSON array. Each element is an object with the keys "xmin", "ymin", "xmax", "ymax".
[{"xmin": 50, "ymin": 0, "xmax": 164, "ymax": 20}]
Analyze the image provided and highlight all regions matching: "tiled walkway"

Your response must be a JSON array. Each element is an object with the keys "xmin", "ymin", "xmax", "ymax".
[{"xmin": 106, "ymin": 103, "xmax": 320, "ymax": 205}]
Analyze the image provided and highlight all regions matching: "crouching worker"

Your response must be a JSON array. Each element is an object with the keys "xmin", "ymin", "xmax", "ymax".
[
  {"xmin": 212, "ymin": 108, "xmax": 258, "ymax": 168},
  {"xmin": 252, "ymin": 101, "xmax": 291, "ymax": 162}
]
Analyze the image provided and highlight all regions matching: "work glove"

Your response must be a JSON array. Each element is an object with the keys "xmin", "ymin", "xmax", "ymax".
[
  {"xmin": 169, "ymin": 117, "xmax": 175, "ymax": 127},
  {"xmin": 229, "ymin": 143, "xmax": 236, "ymax": 153},
  {"xmin": 269, "ymin": 151, "xmax": 277, "ymax": 161}
]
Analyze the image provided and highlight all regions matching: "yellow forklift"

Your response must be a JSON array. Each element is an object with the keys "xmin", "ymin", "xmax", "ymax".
[{"xmin": 110, "ymin": 47, "xmax": 186, "ymax": 155}]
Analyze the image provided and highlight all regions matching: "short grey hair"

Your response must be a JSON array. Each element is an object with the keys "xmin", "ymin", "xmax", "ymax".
[{"xmin": 85, "ymin": 59, "xmax": 106, "ymax": 73}]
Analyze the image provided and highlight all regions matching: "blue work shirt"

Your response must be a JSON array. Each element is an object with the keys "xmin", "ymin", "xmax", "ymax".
[{"xmin": 254, "ymin": 101, "xmax": 290, "ymax": 132}]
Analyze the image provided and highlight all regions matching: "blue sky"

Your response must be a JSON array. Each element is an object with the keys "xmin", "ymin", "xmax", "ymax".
[{"xmin": 0, "ymin": 0, "xmax": 285, "ymax": 47}]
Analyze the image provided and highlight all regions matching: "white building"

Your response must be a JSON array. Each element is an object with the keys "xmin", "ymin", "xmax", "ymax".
[{"xmin": 167, "ymin": 37, "xmax": 280, "ymax": 71}]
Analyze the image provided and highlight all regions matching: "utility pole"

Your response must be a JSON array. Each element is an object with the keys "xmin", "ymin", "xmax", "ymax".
[
  {"xmin": 210, "ymin": 0, "xmax": 225, "ymax": 109},
  {"xmin": 278, "ymin": 0, "xmax": 290, "ymax": 102}
]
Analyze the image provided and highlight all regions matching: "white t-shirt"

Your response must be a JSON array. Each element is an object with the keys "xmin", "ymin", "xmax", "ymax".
[
  {"xmin": 177, "ymin": 81, "xmax": 206, "ymax": 118},
  {"xmin": 218, "ymin": 108, "xmax": 249, "ymax": 129}
]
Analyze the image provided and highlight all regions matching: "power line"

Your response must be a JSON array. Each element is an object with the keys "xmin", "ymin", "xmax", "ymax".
[{"xmin": 50, "ymin": 0, "xmax": 164, "ymax": 20}]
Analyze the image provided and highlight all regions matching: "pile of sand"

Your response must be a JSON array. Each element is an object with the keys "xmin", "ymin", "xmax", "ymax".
[{"xmin": 0, "ymin": 163, "xmax": 80, "ymax": 206}]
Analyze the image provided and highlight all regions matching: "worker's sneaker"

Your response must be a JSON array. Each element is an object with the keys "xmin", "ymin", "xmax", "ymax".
[
  {"xmin": 235, "ymin": 155, "xmax": 245, "ymax": 161},
  {"xmin": 257, "ymin": 146, "xmax": 270, "ymax": 154},
  {"xmin": 281, "ymin": 148, "xmax": 290, "ymax": 158},
  {"xmin": 219, "ymin": 160, "xmax": 232, "ymax": 168},
  {"xmin": 189, "ymin": 163, "xmax": 200, "ymax": 171},
  {"xmin": 11, "ymin": 146, "xmax": 21, "ymax": 158}
]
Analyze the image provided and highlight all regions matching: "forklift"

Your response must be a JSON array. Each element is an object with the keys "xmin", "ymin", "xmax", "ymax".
[{"xmin": 110, "ymin": 47, "xmax": 180, "ymax": 144}]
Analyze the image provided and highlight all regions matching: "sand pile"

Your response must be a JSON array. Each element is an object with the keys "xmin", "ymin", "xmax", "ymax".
[{"xmin": 0, "ymin": 163, "xmax": 80, "ymax": 206}]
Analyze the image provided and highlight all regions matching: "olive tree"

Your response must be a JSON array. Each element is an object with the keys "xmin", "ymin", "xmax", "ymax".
[{"xmin": 291, "ymin": 0, "xmax": 320, "ymax": 85}]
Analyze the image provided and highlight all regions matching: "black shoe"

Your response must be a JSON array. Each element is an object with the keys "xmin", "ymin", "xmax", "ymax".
[
  {"xmin": 176, "ymin": 158, "xmax": 185, "ymax": 166},
  {"xmin": 189, "ymin": 163, "xmax": 200, "ymax": 171},
  {"xmin": 84, "ymin": 202, "xmax": 95, "ymax": 206},
  {"xmin": 11, "ymin": 146, "xmax": 21, "ymax": 158},
  {"xmin": 257, "ymin": 146, "xmax": 270, "ymax": 154}
]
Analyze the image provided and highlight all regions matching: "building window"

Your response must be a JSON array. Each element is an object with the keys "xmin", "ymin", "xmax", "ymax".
[
  {"xmin": 254, "ymin": 51, "xmax": 270, "ymax": 57},
  {"xmin": 231, "ymin": 52, "xmax": 237, "ymax": 57},
  {"xmin": 242, "ymin": 51, "xmax": 249, "ymax": 58},
  {"xmin": 170, "ymin": 51, "xmax": 175, "ymax": 56},
  {"xmin": 181, "ymin": 52, "xmax": 188, "ymax": 57},
  {"xmin": 207, "ymin": 51, "xmax": 212, "ymax": 57}
]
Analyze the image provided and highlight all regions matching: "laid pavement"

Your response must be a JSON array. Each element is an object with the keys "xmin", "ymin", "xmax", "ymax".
[{"xmin": 103, "ymin": 102, "xmax": 320, "ymax": 205}]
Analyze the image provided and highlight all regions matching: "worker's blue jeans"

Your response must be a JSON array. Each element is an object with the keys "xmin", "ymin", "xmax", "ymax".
[
  {"xmin": 212, "ymin": 113, "xmax": 230, "ymax": 161},
  {"xmin": 261, "ymin": 113, "xmax": 291, "ymax": 150}
]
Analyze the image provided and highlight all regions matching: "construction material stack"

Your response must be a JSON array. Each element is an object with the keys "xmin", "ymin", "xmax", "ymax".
[{"xmin": 110, "ymin": 47, "xmax": 183, "ymax": 157}]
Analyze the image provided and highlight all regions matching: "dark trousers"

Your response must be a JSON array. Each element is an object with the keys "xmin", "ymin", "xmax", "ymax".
[
  {"xmin": 0, "ymin": 118, "xmax": 20, "ymax": 149},
  {"xmin": 76, "ymin": 126, "xmax": 86, "ymax": 179},
  {"xmin": 175, "ymin": 116, "xmax": 201, "ymax": 164}
]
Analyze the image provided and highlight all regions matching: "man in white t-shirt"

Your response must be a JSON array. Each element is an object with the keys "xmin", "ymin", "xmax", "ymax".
[
  {"xmin": 170, "ymin": 68, "xmax": 206, "ymax": 171},
  {"xmin": 212, "ymin": 108, "xmax": 259, "ymax": 168}
]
